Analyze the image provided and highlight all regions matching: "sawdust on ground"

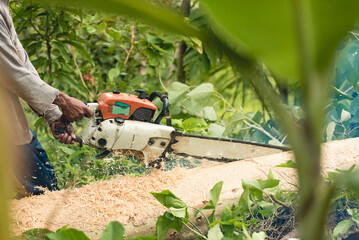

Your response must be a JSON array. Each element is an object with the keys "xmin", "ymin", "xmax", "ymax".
[
  {"xmin": 10, "ymin": 138, "xmax": 359, "ymax": 238},
  {"xmin": 10, "ymin": 169, "xmax": 185, "ymax": 236}
]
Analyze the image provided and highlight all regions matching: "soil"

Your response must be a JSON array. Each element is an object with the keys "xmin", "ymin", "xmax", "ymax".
[{"xmin": 10, "ymin": 138, "xmax": 359, "ymax": 239}]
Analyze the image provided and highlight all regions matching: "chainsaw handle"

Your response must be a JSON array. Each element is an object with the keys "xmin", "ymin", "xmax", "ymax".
[{"xmin": 148, "ymin": 91, "xmax": 171, "ymax": 126}]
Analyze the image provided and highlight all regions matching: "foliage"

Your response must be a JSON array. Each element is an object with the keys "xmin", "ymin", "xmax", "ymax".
[
  {"xmin": 325, "ymin": 36, "xmax": 359, "ymax": 141},
  {"xmin": 150, "ymin": 172, "xmax": 295, "ymax": 240},
  {"xmin": 7, "ymin": 0, "xmax": 359, "ymax": 239},
  {"xmin": 14, "ymin": 167, "xmax": 359, "ymax": 239},
  {"xmin": 10, "ymin": 0, "xmax": 287, "ymax": 190}
]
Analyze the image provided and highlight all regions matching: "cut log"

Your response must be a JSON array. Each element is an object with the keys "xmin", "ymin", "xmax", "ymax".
[{"xmin": 10, "ymin": 138, "xmax": 359, "ymax": 239}]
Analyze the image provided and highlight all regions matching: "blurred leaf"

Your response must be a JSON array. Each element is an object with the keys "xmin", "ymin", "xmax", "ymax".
[
  {"xmin": 203, "ymin": 106, "xmax": 217, "ymax": 121},
  {"xmin": 326, "ymin": 122, "xmax": 336, "ymax": 142},
  {"xmin": 59, "ymin": 146, "xmax": 75, "ymax": 155},
  {"xmin": 100, "ymin": 221, "xmax": 125, "ymax": 240},
  {"xmin": 187, "ymin": 83, "xmax": 213, "ymax": 101},
  {"xmin": 168, "ymin": 82, "xmax": 190, "ymax": 104},
  {"xmin": 108, "ymin": 68, "xmax": 120, "ymax": 82},
  {"xmin": 61, "ymin": 40, "xmax": 94, "ymax": 66},
  {"xmin": 53, "ymin": 41, "xmax": 71, "ymax": 63},
  {"xmin": 208, "ymin": 223, "xmax": 223, "ymax": 240},
  {"xmin": 182, "ymin": 118, "xmax": 208, "ymax": 133},
  {"xmin": 251, "ymin": 231, "xmax": 267, "ymax": 240},
  {"xmin": 276, "ymin": 160, "xmax": 297, "ymax": 169},
  {"xmin": 42, "ymin": 0, "xmax": 199, "ymax": 38},
  {"xmin": 333, "ymin": 219, "xmax": 353, "ymax": 237},
  {"xmin": 22, "ymin": 228, "xmax": 53, "ymax": 239},
  {"xmin": 46, "ymin": 227, "xmax": 90, "ymax": 240},
  {"xmin": 341, "ymin": 109, "xmax": 351, "ymax": 122},
  {"xmin": 208, "ymin": 123, "xmax": 225, "ymax": 137},
  {"xmin": 201, "ymin": 0, "xmax": 359, "ymax": 79}
]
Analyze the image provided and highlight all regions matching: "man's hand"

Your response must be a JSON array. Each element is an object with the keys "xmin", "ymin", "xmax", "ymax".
[
  {"xmin": 53, "ymin": 92, "xmax": 93, "ymax": 122},
  {"xmin": 50, "ymin": 117, "xmax": 76, "ymax": 144}
]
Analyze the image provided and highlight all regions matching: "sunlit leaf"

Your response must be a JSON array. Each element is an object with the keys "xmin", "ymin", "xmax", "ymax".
[{"xmin": 204, "ymin": 181, "xmax": 223, "ymax": 209}]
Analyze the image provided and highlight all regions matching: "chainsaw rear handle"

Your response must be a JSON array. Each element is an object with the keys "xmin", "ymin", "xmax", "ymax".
[{"xmin": 147, "ymin": 91, "xmax": 171, "ymax": 126}]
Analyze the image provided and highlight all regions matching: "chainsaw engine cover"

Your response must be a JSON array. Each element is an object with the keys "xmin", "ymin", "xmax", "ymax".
[
  {"xmin": 82, "ymin": 116, "xmax": 175, "ymax": 166},
  {"xmin": 98, "ymin": 92, "xmax": 157, "ymax": 122}
]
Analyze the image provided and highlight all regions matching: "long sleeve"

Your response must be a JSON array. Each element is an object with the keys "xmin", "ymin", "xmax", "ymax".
[{"xmin": 0, "ymin": 9, "xmax": 62, "ymax": 122}]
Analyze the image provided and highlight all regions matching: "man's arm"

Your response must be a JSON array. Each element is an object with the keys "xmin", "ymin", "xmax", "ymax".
[{"xmin": 0, "ymin": 18, "xmax": 92, "ymax": 143}]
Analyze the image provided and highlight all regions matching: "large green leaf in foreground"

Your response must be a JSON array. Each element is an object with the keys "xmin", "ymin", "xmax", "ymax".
[
  {"xmin": 201, "ymin": 0, "xmax": 359, "ymax": 79},
  {"xmin": 38, "ymin": 0, "xmax": 200, "ymax": 37}
]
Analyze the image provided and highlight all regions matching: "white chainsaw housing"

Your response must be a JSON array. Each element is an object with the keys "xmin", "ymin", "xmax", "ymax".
[{"xmin": 82, "ymin": 104, "xmax": 175, "ymax": 166}]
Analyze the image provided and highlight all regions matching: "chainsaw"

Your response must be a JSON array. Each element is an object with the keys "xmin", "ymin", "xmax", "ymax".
[{"xmin": 80, "ymin": 89, "xmax": 287, "ymax": 167}]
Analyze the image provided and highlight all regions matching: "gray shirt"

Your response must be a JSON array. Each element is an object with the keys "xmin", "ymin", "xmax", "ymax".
[{"xmin": 0, "ymin": 0, "xmax": 62, "ymax": 144}]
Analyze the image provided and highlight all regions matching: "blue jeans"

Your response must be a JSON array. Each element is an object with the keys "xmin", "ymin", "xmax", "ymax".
[{"xmin": 15, "ymin": 130, "xmax": 58, "ymax": 195}]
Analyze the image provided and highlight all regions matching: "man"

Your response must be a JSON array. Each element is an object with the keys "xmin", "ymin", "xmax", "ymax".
[{"xmin": 0, "ymin": 0, "xmax": 93, "ymax": 196}]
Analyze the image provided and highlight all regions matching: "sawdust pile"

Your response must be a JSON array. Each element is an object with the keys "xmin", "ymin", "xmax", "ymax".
[
  {"xmin": 10, "ymin": 138, "xmax": 359, "ymax": 238},
  {"xmin": 11, "ymin": 168, "xmax": 185, "ymax": 236}
]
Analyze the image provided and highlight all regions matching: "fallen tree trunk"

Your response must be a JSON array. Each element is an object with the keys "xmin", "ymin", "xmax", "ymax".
[{"xmin": 10, "ymin": 138, "xmax": 359, "ymax": 239}]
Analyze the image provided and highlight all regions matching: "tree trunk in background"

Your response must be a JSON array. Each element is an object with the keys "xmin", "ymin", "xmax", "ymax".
[
  {"xmin": 277, "ymin": 82, "xmax": 289, "ymax": 105},
  {"xmin": 176, "ymin": 0, "xmax": 191, "ymax": 83}
]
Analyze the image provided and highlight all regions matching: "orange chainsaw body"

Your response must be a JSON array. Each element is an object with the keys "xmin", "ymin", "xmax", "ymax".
[{"xmin": 97, "ymin": 91, "xmax": 157, "ymax": 122}]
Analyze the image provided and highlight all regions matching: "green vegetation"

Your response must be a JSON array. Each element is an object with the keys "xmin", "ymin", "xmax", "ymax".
[
  {"xmin": 3, "ymin": 0, "xmax": 359, "ymax": 239},
  {"xmin": 14, "ymin": 167, "xmax": 359, "ymax": 239}
]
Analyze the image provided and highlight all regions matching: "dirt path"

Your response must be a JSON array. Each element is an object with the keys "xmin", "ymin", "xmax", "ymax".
[{"xmin": 10, "ymin": 138, "xmax": 359, "ymax": 238}]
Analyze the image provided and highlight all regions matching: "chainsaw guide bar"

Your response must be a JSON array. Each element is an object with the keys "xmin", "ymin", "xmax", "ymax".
[{"xmin": 167, "ymin": 132, "xmax": 287, "ymax": 162}]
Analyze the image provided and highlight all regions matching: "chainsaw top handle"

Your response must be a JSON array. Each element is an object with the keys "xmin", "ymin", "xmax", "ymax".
[{"xmin": 146, "ymin": 90, "xmax": 172, "ymax": 126}]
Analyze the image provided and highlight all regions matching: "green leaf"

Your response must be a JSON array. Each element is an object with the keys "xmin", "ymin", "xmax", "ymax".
[
  {"xmin": 333, "ymin": 219, "xmax": 353, "ymax": 237},
  {"xmin": 238, "ymin": 189, "xmax": 253, "ymax": 214},
  {"xmin": 340, "ymin": 109, "xmax": 351, "ymax": 122},
  {"xmin": 59, "ymin": 146, "xmax": 75, "ymax": 155},
  {"xmin": 128, "ymin": 236, "xmax": 156, "ymax": 240},
  {"xmin": 155, "ymin": 213, "xmax": 184, "ymax": 240},
  {"xmin": 208, "ymin": 124, "xmax": 225, "ymax": 138},
  {"xmin": 204, "ymin": 181, "xmax": 223, "ymax": 209},
  {"xmin": 202, "ymin": 0, "xmax": 359, "ymax": 79},
  {"xmin": 203, "ymin": 106, "xmax": 217, "ymax": 121},
  {"xmin": 46, "ymin": 228, "xmax": 90, "ymax": 240},
  {"xmin": 267, "ymin": 169, "xmax": 277, "ymax": 181},
  {"xmin": 100, "ymin": 221, "xmax": 125, "ymax": 240},
  {"xmin": 155, "ymin": 215, "xmax": 172, "ymax": 240},
  {"xmin": 151, "ymin": 190, "xmax": 187, "ymax": 209},
  {"xmin": 242, "ymin": 179, "xmax": 280, "ymax": 200},
  {"xmin": 169, "ymin": 207, "xmax": 187, "ymax": 218},
  {"xmin": 187, "ymin": 83, "xmax": 213, "ymax": 101},
  {"xmin": 42, "ymin": 0, "xmax": 199, "ymax": 38},
  {"xmin": 53, "ymin": 41, "xmax": 71, "ymax": 63},
  {"xmin": 251, "ymin": 232, "xmax": 267, "ymax": 240},
  {"xmin": 60, "ymin": 40, "xmax": 94, "ymax": 66},
  {"xmin": 22, "ymin": 228, "xmax": 53, "ymax": 239},
  {"xmin": 108, "ymin": 68, "xmax": 120, "ymax": 82},
  {"xmin": 276, "ymin": 160, "xmax": 297, "ymax": 169},
  {"xmin": 168, "ymin": 82, "xmax": 190, "ymax": 104},
  {"xmin": 208, "ymin": 224, "xmax": 223, "ymax": 240},
  {"xmin": 326, "ymin": 122, "xmax": 336, "ymax": 142},
  {"xmin": 182, "ymin": 118, "xmax": 208, "ymax": 133}
]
